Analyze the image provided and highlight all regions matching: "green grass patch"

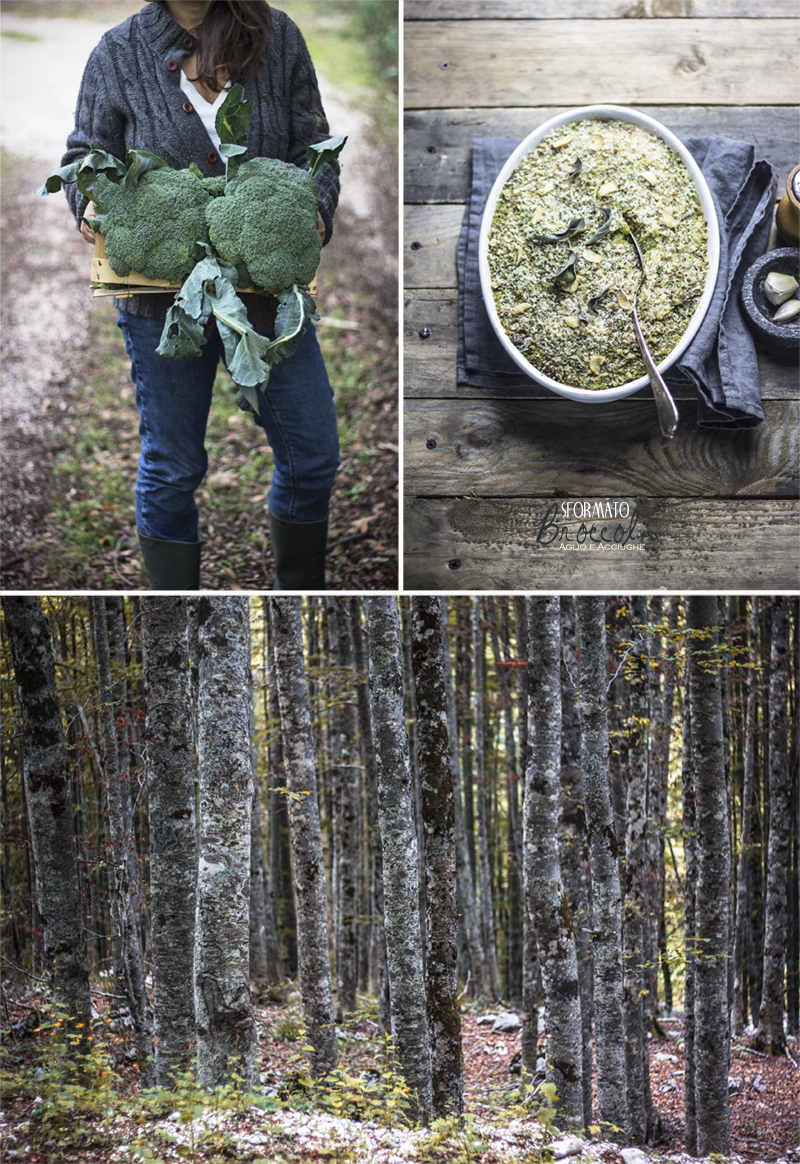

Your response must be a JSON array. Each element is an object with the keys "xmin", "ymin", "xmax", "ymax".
[
  {"xmin": 277, "ymin": 0, "xmax": 398, "ymax": 131},
  {"xmin": 1, "ymin": 28, "xmax": 42, "ymax": 41}
]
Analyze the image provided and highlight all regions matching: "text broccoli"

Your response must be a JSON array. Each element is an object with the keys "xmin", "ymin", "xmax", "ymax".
[
  {"xmin": 205, "ymin": 156, "xmax": 322, "ymax": 292},
  {"xmin": 93, "ymin": 168, "xmax": 213, "ymax": 284}
]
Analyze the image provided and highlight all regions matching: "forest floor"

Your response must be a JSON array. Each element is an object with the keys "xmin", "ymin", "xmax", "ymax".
[{"xmin": 1, "ymin": 989, "xmax": 798, "ymax": 1164}]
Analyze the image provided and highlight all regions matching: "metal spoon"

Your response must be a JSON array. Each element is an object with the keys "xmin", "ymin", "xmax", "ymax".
[{"xmin": 626, "ymin": 229, "xmax": 679, "ymax": 440}]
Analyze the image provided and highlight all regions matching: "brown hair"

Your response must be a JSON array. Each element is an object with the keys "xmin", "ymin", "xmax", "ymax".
[{"xmin": 158, "ymin": 1, "xmax": 272, "ymax": 92}]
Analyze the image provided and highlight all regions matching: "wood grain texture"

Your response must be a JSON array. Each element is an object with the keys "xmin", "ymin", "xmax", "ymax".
[
  {"xmin": 404, "ymin": 204, "xmax": 464, "ymax": 288},
  {"xmin": 403, "ymin": 289, "xmax": 800, "ymax": 402},
  {"xmin": 405, "ymin": 1, "xmax": 798, "ymax": 18},
  {"xmin": 402, "ymin": 498, "xmax": 800, "ymax": 590},
  {"xmin": 404, "ymin": 20, "xmax": 799, "ymax": 109},
  {"xmin": 404, "ymin": 107, "xmax": 799, "ymax": 204},
  {"xmin": 404, "ymin": 398, "xmax": 800, "ymax": 498}
]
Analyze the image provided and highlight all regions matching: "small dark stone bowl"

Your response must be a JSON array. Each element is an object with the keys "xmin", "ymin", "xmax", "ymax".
[{"xmin": 740, "ymin": 247, "xmax": 800, "ymax": 360}]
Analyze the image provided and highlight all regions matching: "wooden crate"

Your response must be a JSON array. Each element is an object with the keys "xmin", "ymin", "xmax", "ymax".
[{"xmin": 90, "ymin": 231, "xmax": 316, "ymax": 297}]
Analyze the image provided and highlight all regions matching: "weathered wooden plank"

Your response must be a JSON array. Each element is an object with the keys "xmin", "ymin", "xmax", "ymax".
[
  {"xmin": 405, "ymin": 1, "xmax": 797, "ymax": 20},
  {"xmin": 404, "ymin": 204, "xmax": 464, "ymax": 288},
  {"xmin": 403, "ymin": 289, "xmax": 800, "ymax": 402},
  {"xmin": 404, "ymin": 106, "xmax": 799, "ymax": 204},
  {"xmin": 402, "ymin": 497, "xmax": 800, "ymax": 590},
  {"xmin": 403, "ymin": 398, "xmax": 800, "ymax": 498},
  {"xmin": 404, "ymin": 20, "xmax": 799, "ymax": 109}
]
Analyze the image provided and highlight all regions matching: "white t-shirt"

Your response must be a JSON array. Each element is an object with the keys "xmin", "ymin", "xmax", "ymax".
[{"xmin": 179, "ymin": 71, "xmax": 232, "ymax": 150}]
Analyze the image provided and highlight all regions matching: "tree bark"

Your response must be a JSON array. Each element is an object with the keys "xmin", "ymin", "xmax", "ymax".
[
  {"xmin": 621, "ymin": 596, "xmax": 654, "ymax": 1144},
  {"xmin": 328, "ymin": 599, "xmax": 360, "ymax": 1022},
  {"xmin": 559, "ymin": 596, "xmax": 593, "ymax": 1128},
  {"xmin": 2, "ymin": 597, "xmax": 92, "ymax": 1038},
  {"xmin": 682, "ymin": 663, "xmax": 698, "ymax": 1156},
  {"xmin": 270, "ymin": 597, "xmax": 338, "ymax": 1076},
  {"xmin": 577, "ymin": 596, "xmax": 627, "ymax": 1139},
  {"xmin": 264, "ymin": 599, "xmax": 297, "ymax": 979},
  {"xmin": 349, "ymin": 599, "xmax": 390, "ymax": 1034},
  {"xmin": 472, "ymin": 598, "xmax": 502, "ymax": 1000},
  {"xmin": 192, "ymin": 596, "xmax": 257, "ymax": 1090},
  {"xmin": 753, "ymin": 595, "xmax": 791, "ymax": 1055},
  {"xmin": 412, "ymin": 596, "xmax": 464, "ymax": 1118},
  {"xmin": 90, "ymin": 596, "xmax": 152, "ymax": 1082},
  {"xmin": 441, "ymin": 608, "xmax": 491, "ymax": 1003},
  {"xmin": 489, "ymin": 599, "xmax": 524, "ymax": 1007},
  {"xmin": 367, "ymin": 596, "xmax": 433, "ymax": 1122},
  {"xmin": 687, "ymin": 596, "xmax": 731, "ymax": 1156},
  {"xmin": 524, "ymin": 596, "xmax": 583, "ymax": 1129},
  {"xmin": 732, "ymin": 599, "xmax": 758, "ymax": 1036},
  {"xmin": 141, "ymin": 596, "xmax": 197, "ymax": 1085}
]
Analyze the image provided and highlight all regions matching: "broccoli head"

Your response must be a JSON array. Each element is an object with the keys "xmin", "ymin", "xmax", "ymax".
[
  {"xmin": 93, "ymin": 168, "xmax": 213, "ymax": 284},
  {"xmin": 202, "ymin": 174, "xmax": 228, "ymax": 198},
  {"xmin": 205, "ymin": 156, "xmax": 321, "ymax": 292}
]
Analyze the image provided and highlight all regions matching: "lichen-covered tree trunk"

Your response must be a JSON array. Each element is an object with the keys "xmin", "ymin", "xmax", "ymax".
[
  {"xmin": 367, "ymin": 596, "xmax": 433, "ymax": 1122},
  {"xmin": 489, "ymin": 599, "xmax": 524, "ymax": 1006},
  {"xmin": 577, "ymin": 596, "xmax": 627, "ymax": 1139},
  {"xmin": 141, "ymin": 596, "xmax": 197, "ymax": 1085},
  {"xmin": 514, "ymin": 597, "xmax": 539, "ymax": 1073},
  {"xmin": 559, "ymin": 596, "xmax": 593, "ymax": 1127},
  {"xmin": 193, "ymin": 596, "xmax": 256, "ymax": 1090},
  {"xmin": 412, "ymin": 596, "xmax": 464, "ymax": 1118},
  {"xmin": 328, "ymin": 598, "xmax": 360, "ymax": 1022},
  {"xmin": 250, "ymin": 776, "xmax": 282, "ymax": 991},
  {"xmin": 524, "ymin": 597, "xmax": 583, "ymax": 1128},
  {"xmin": 687, "ymin": 596, "xmax": 731, "ymax": 1156},
  {"xmin": 264, "ymin": 599, "xmax": 297, "ymax": 979},
  {"xmin": 349, "ymin": 599, "xmax": 391, "ymax": 1033},
  {"xmin": 754, "ymin": 595, "xmax": 791, "ymax": 1055},
  {"xmin": 645, "ymin": 597, "xmax": 676, "ymax": 1028},
  {"xmin": 442, "ymin": 610, "xmax": 491, "ymax": 1003},
  {"xmin": 270, "ymin": 597, "xmax": 338, "ymax": 1076},
  {"xmin": 2, "ymin": 597, "xmax": 92, "ymax": 1038},
  {"xmin": 621, "ymin": 596, "xmax": 653, "ymax": 1144},
  {"xmin": 682, "ymin": 664, "xmax": 698, "ymax": 1156},
  {"xmin": 90, "ymin": 596, "xmax": 152, "ymax": 1082},
  {"xmin": 732, "ymin": 599, "xmax": 758, "ymax": 1036},
  {"xmin": 472, "ymin": 598, "xmax": 501, "ymax": 1000}
]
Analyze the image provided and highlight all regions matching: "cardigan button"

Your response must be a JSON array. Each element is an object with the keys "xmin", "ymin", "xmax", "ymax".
[
  {"xmin": 166, "ymin": 58, "xmax": 179, "ymax": 71},
  {"xmin": 183, "ymin": 101, "xmax": 194, "ymax": 113},
  {"xmin": 183, "ymin": 36, "xmax": 194, "ymax": 49},
  {"xmin": 208, "ymin": 151, "xmax": 219, "ymax": 164}
]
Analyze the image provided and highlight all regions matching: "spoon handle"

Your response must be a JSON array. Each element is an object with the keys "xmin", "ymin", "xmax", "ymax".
[{"xmin": 632, "ymin": 304, "xmax": 679, "ymax": 439}]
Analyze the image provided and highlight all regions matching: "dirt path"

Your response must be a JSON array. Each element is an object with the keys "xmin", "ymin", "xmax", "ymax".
[{"xmin": 0, "ymin": 12, "xmax": 390, "ymax": 586}]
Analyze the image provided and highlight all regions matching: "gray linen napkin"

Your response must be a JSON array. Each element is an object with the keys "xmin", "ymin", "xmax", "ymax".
[{"xmin": 457, "ymin": 135, "xmax": 776, "ymax": 429}]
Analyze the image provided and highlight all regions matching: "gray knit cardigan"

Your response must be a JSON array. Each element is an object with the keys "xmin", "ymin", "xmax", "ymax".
[{"xmin": 63, "ymin": 1, "xmax": 340, "ymax": 324}]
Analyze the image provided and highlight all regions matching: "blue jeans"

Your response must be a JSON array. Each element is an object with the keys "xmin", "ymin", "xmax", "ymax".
[{"xmin": 118, "ymin": 312, "xmax": 339, "ymax": 542}]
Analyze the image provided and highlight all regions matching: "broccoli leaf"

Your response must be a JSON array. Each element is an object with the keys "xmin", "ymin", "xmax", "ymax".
[
  {"xmin": 123, "ymin": 149, "xmax": 171, "ymax": 186},
  {"xmin": 306, "ymin": 136, "xmax": 348, "ymax": 178},
  {"xmin": 215, "ymin": 83, "xmax": 252, "ymax": 147},
  {"xmin": 36, "ymin": 147, "xmax": 127, "ymax": 199},
  {"xmin": 154, "ymin": 250, "xmax": 237, "ymax": 361},
  {"xmin": 208, "ymin": 278, "xmax": 271, "ymax": 387},
  {"xmin": 235, "ymin": 386, "xmax": 262, "ymax": 415},
  {"xmin": 266, "ymin": 284, "xmax": 318, "ymax": 365},
  {"xmin": 156, "ymin": 302, "xmax": 208, "ymax": 360}
]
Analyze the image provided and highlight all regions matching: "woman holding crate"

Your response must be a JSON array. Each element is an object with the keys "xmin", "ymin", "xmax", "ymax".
[{"xmin": 63, "ymin": 0, "xmax": 340, "ymax": 590}]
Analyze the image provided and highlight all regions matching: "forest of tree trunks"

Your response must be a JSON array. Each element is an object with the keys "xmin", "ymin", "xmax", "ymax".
[{"xmin": 0, "ymin": 595, "xmax": 797, "ymax": 1156}]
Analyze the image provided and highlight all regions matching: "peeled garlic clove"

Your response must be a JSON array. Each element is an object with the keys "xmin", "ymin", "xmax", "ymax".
[
  {"xmin": 773, "ymin": 298, "xmax": 800, "ymax": 323},
  {"xmin": 764, "ymin": 271, "xmax": 799, "ymax": 306}
]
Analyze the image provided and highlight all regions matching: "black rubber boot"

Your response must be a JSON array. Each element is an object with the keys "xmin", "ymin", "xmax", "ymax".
[
  {"xmin": 138, "ymin": 533, "xmax": 202, "ymax": 590},
  {"xmin": 269, "ymin": 513, "xmax": 328, "ymax": 591}
]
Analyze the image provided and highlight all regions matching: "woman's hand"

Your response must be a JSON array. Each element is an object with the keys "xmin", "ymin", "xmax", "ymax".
[
  {"xmin": 317, "ymin": 211, "xmax": 325, "ymax": 240},
  {"xmin": 80, "ymin": 202, "xmax": 97, "ymax": 244}
]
